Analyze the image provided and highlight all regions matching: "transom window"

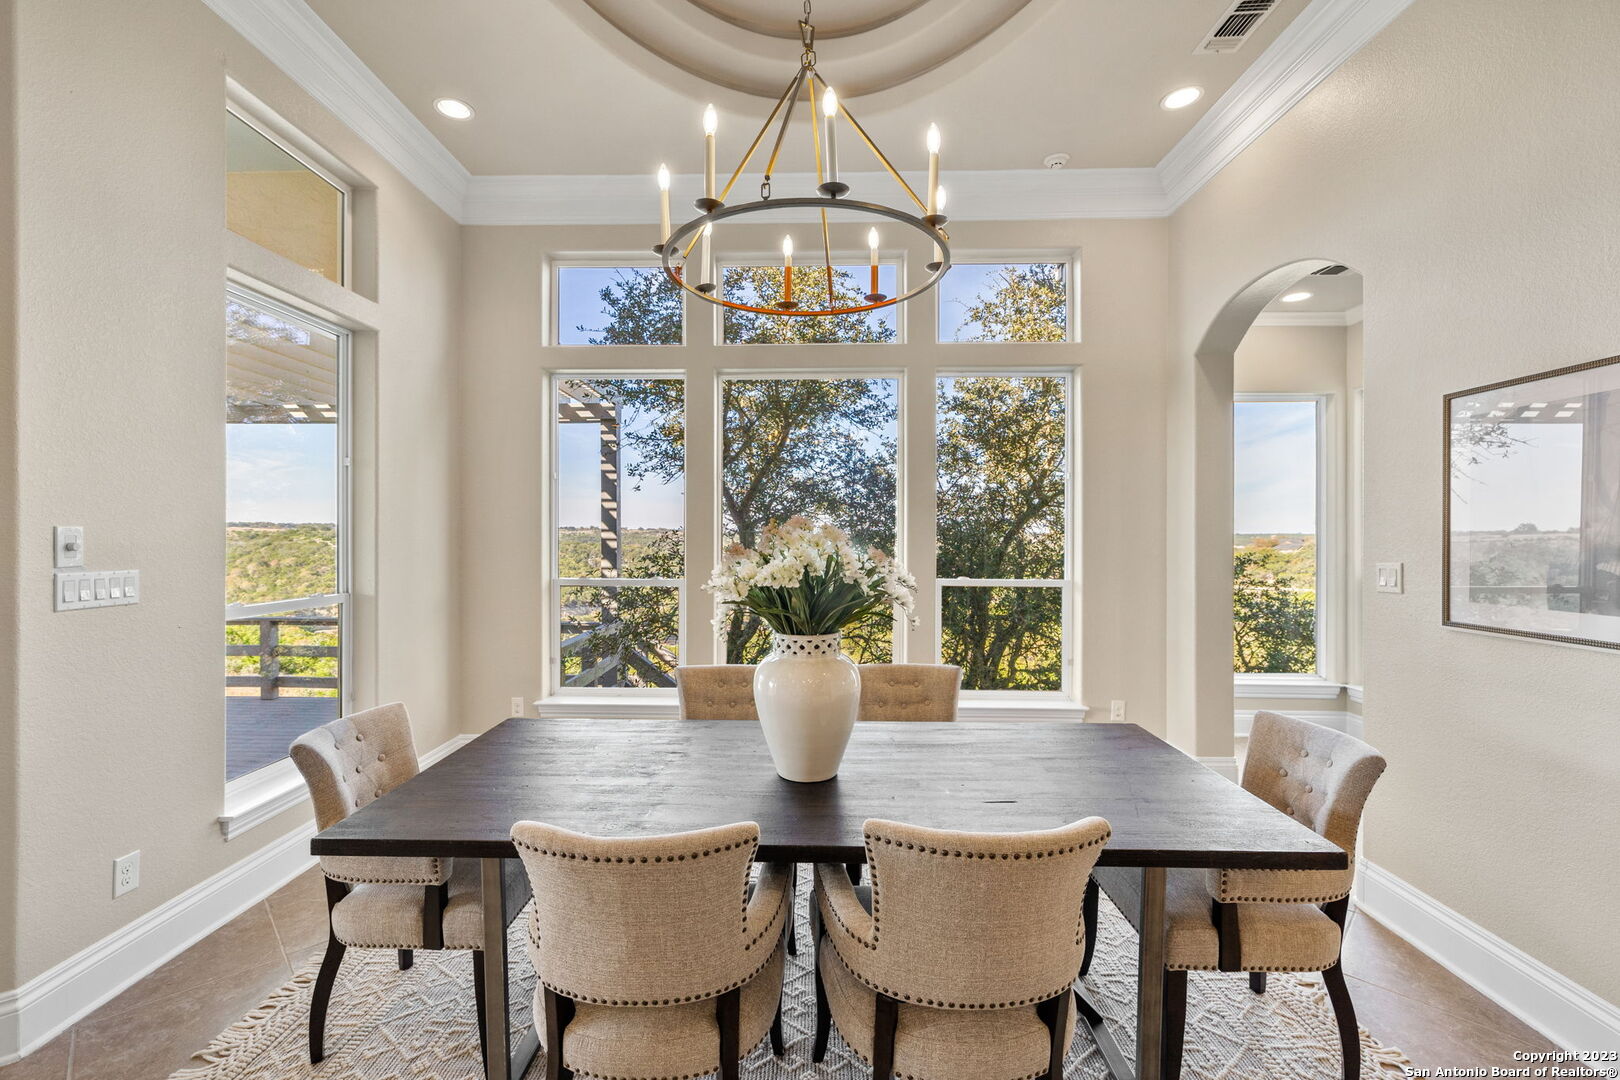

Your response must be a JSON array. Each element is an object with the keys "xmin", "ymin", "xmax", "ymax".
[
  {"xmin": 936, "ymin": 261, "xmax": 1071, "ymax": 343},
  {"xmin": 226, "ymin": 109, "xmax": 349, "ymax": 285},
  {"xmin": 555, "ymin": 265, "xmax": 683, "ymax": 345}
]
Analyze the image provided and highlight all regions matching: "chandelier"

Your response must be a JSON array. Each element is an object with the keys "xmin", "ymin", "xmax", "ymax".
[{"xmin": 652, "ymin": 0, "xmax": 951, "ymax": 317}]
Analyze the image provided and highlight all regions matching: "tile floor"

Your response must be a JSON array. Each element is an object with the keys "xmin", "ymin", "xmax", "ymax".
[{"xmin": 0, "ymin": 867, "xmax": 1562, "ymax": 1079}]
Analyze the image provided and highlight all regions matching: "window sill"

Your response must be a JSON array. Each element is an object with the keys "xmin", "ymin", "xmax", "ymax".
[
  {"xmin": 1233, "ymin": 674, "xmax": 1345, "ymax": 701},
  {"xmin": 534, "ymin": 693, "xmax": 1088, "ymax": 723},
  {"xmin": 219, "ymin": 758, "xmax": 306, "ymax": 841}
]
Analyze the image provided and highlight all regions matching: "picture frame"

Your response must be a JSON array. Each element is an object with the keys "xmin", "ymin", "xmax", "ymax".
[{"xmin": 1444, "ymin": 354, "xmax": 1620, "ymax": 649}]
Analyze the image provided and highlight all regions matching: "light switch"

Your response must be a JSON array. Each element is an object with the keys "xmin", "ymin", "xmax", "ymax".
[
  {"xmin": 94, "ymin": 578, "xmax": 108, "ymax": 600},
  {"xmin": 61, "ymin": 577, "xmax": 77, "ymax": 604},
  {"xmin": 124, "ymin": 575, "xmax": 137, "ymax": 598},
  {"xmin": 78, "ymin": 580, "xmax": 93, "ymax": 602},
  {"xmin": 54, "ymin": 526, "xmax": 85, "ymax": 568},
  {"xmin": 1375, "ymin": 562, "xmax": 1404, "ymax": 594},
  {"xmin": 109, "ymin": 580, "xmax": 122, "ymax": 599}
]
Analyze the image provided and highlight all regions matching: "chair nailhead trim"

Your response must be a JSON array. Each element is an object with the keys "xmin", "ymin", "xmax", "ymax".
[
  {"xmin": 559, "ymin": 1030, "xmax": 774, "ymax": 1080},
  {"xmin": 534, "ymin": 940, "xmax": 782, "ymax": 1007},
  {"xmin": 324, "ymin": 862, "xmax": 447, "ymax": 886},
  {"xmin": 1212, "ymin": 868, "xmax": 1352, "ymax": 904},
  {"xmin": 825, "ymin": 938, "xmax": 1080, "ymax": 1012}
]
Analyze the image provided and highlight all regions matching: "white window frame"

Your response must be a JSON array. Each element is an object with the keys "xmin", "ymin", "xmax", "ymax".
[
  {"xmin": 225, "ymin": 91, "xmax": 354, "ymax": 288},
  {"xmin": 1232, "ymin": 392, "xmax": 1342, "ymax": 699},
  {"xmin": 545, "ymin": 371, "xmax": 688, "ymax": 703},
  {"xmin": 548, "ymin": 257, "xmax": 689, "ymax": 348},
  {"xmin": 713, "ymin": 251, "xmax": 907, "ymax": 346},
  {"xmin": 713, "ymin": 367, "xmax": 909, "ymax": 661},
  {"xmin": 935, "ymin": 251, "xmax": 1079, "ymax": 345},
  {"xmin": 220, "ymin": 284, "xmax": 353, "ymax": 832},
  {"xmin": 935, "ymin": 369, "xmax": 1079, "ymax": 713}
]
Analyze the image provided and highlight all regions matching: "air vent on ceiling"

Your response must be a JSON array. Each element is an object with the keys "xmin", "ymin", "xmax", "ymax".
[
  {"xmin": 1311, "ymin": 264, "xmax": 1351, "ymax": 276},
  {"xmin": 1194, "ymin": 0, "xmax": 1278, "ymax": 54}
]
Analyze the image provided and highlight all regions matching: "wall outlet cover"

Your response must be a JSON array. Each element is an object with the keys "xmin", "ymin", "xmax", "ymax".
[
  {"xmin": 510, "ymin": 697, "xmax": 526, "ymax": 717},
  {"xmin": 114, "ymin": 851, "xmax": 140, "ymax": 898}
]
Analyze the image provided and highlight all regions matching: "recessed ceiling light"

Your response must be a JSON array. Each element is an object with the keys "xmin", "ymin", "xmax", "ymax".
[
  {"xmin": 434, "ymin": 98, "xmax": 474, "ymax": 120},
  {"xmin": 1279, "ymin": 291, "xmax": 1312, "ymax": 303},
  {"xmin": 1160, "ymin": 86, "xmax": 1203, "ymax": 110}
]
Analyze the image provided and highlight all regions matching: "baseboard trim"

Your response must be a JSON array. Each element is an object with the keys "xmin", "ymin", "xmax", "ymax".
[
  {"xmin": 1235, "ymin": 707, "xmax": 1359, "ymax": 739},
  {"xmin": 1196, "ymin": 756, "xmax": 1240, "ymax": 781},
  {"xmin": 0, "ymin": 732, "xmax": 476, "ymax": 1065},
  {"xmin": 1356, "ymin": 860, "xmax": 1620, "ymax": 1053}
]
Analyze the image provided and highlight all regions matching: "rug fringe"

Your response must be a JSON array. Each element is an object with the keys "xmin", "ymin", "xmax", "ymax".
[{"xmin": 170, "ymin": 965, "xmax": 319, "ymax": 1077}]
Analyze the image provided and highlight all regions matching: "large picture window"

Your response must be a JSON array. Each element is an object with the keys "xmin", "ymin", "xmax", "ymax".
[
  {"xmin": 937, "ymin": 375, "xmax": 1071, "ymax": 691},
  {"xmin": 1233, "ymin": 397, "xmax": 1323, "ymax": 675},
  {"xmin": 720, "ymin": 377, "xmax": 900, "ymax": 662},
  {"xmin": 225, "ymin": 289, "xmax": 349, "ymax": 781},
  {"xmin": 553, "ymin": 376, "xmax": 685, "ymax": 688}
]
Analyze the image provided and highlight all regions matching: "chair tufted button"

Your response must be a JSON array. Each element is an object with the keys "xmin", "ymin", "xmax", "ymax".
[
  {"xmin": 377, "ymin": 754, "xmax": 385, "ymax": 762},
  {"xmin": 1279, "ymin": 768, "xmax": 1288, "ymax": 777},
  {"xmin": 1301, "ymin": 749, "xmax": 1309, "ymax": 757},
  {"xmin": 1326, "ymin": 759, "xmax": 1333, "ymax": 768},
  {"xmin": 355, "ymin": 734, "xmax": 363, "ymax": 741},
  {"xmin": 1305, "ymin": 784, "xmax": 1314, "ymax": 793},
  {"xmin": 1286, "ymin": 806, "xmax": 1295, "ymax": 815}
]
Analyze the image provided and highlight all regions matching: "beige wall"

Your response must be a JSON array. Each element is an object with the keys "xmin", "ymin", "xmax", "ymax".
[
  {"xmin": 457, "ymin": 219, "xmax": 1171, "ymax": 735},
  {"xmin": 1, "ymin": 0, "xmax": 20, "ymax": 992},
  {"xmin": 3, "ymin": 0, "xmax": 461, "ymax": 986},
  {"xmin": 1170, "ymin": 0, "xmax": 1620, "ymax": 1002}
]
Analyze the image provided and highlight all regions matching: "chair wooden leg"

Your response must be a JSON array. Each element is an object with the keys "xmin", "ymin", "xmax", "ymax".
[
  {"xmin": 846, "ymin": 860, "xmax": 863, "ymax": 885},
  {"xmin": 872, "ymin": 993, "xmax": 899, "ymax": 1080},
  {"xmin": 1322, "ymin": 962, "xmax": 1361, "ymax": 1080},
  {"xmin": 770, "ymin": 995, "xmax": 786, "ymax": 1056},
  {"xmin": 396, "ymin": 949, "xmax": 413, "ymax": 970},
  {"xmin": 471, "ymin": 951, "xmax": 488, "ymax": 1066},
  {"xmin": 787, "ymin": 864, "xmax": 798, "ymax": 955},
  {"xmin": 1161, "ymin": 969, "xmax": 1188, "ymax": 1079},
  {"xmin": 1036, "ymin": 991, "xmax": 1073, "ymax": 1080},
  {"xmin": 717, "ymin": 986, "xmax": 741, "ymax": 1080},
  {"xmin": 309, "ymin": 876, "xmax": 349, "ymax": 1064},
  {"xmin": 1249, "ymin": 971, "xmax": 1267, "ymax": 994},
  {"xmin": 811, "ymin": 893, "xmax": 832, "ymax": 1063},
  {"xmin": 1079, "ymin": 875, "xmax": 1100, "ymax": 978},
  {"xmin": 543, "ymin": 986, "xmax": 574, "ymax": 1080}
]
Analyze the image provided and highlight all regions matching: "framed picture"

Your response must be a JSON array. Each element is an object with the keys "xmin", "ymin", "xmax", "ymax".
[{"xmin": 1445, "ymin": 355, "xmax": 1620, "ymax": 649}]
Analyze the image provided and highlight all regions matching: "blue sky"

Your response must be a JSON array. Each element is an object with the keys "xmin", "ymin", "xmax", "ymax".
[
  {"xmin": 558, "ymin": 267, "xmax": 671, "ymax": 345},
  {"xmin": 227, "ymin": 424, "xmax": 336, "ymax": 523},
  {"xmin": 1234, "ymin": 401, "xmax": 1317, "ymax": 534},
  {"xmin": 559, "ymin": 415, "xmax": 685, "ymax": 530}
]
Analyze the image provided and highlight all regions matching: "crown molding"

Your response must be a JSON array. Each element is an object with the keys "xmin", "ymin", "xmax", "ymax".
[
  {"xmin": 211, "ymin": 0, "xmax": 1412, "ymax": 226},
  {"xmin": 200, "ymin": 0, "xmax": 469, "ymax": 220},
  {"xmin": 1251, "ymin": 308, "xmax": 1359, "ymax": 327},
  {"xmin": 1158, "ymin": 0, "xmax": 1416, "ymax": 211},
  {"xmin": 462, "ymin": 167, "xmax": 1169, "ymax": 226}
]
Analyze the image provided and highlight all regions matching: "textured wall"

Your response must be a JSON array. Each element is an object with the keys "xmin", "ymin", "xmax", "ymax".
[
  {"xmin": 4, "ymin": 0, "xmax": 462, "ymax": 986},
  {"xmin": 1171, "ymin": 0, "xmax": 1620, "ymax": 1001}
]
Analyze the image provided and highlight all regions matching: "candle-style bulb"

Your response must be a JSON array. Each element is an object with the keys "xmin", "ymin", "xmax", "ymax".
[
  {"xmin": 782, "ymin": 235, "xmax": 794, "ymax": 260},
  {"xmin": 935, "ymin": 184, "xmax": 947, "ymax": 212},
  {"xmin": 867, "ymin": 227, "xmax": 880, "ymax": 252},
  {"xmin": 656, "ymin": 164, "xmax": 671, "ymax": 191},
  {"xmin": 702, "ymin": 104, "xmax": 718, "ymax": 136},
  {"xmin": 926, "ymin": 123, "xmax": 941, "ymax": 154},
  {"xmin": 822, "ymin": 86, "xmax": 839, "ymax": 117}
]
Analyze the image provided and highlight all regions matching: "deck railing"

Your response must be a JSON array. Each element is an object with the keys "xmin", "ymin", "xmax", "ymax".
[{"xmin": 226, "ymin": 615, "xmax": 340, "ymax": 699}]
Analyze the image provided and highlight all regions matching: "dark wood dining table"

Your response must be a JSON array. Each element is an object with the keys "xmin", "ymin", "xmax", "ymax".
[{"xmin": 311, "ymin": 717, "xmax": 1346, "ymax": 1080}]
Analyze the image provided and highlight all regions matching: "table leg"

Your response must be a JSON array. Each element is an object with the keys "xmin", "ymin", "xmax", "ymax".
[
  {"xmin": 481, "ymin": 858, "xmax": 541, "ymax": 1080},
  {"xmin": 1135, "ymin": 866, "xmax": 1167, "ymax": 1080}
]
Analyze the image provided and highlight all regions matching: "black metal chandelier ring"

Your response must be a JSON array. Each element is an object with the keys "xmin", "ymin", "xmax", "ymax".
[{"xmin": 657, "ymin": 197, "xmax": 951, "ymax": 317}]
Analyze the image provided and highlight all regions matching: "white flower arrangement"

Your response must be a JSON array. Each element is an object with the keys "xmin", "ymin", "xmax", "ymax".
[{"xmin": 705, "ymin": 516, "xmax": 919, "ymax": 637}]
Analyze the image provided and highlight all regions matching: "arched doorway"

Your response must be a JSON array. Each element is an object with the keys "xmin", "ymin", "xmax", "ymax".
[{"xmin": 1167, "ymin": 259, "xmax": 1364, "ymax": 773}]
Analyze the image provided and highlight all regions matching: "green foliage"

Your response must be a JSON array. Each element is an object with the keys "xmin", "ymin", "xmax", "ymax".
[
  {"xmin": 582, "ymin": 270, "xmax": 683, "ymax": 345},
  {"xmin": 1233, "ymin": 540, "xmax": 1317, "ymax": 674},
  {"xmin": 721, "ymin": 266, "xmax": 896, "ymax": 345},
  {"xmin": 952, "ymin": 264, "xmax": 1067, "ymax": 342},
  {"xmin": 226, "ymin": 524, "xmax": 336, "ymax": 606},
  {"xmin": 937, "ymin": 377, "xmax": 1067, "ymax": 689}
]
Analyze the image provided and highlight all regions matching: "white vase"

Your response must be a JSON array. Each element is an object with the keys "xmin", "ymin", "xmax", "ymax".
[{"xmin": 753, "ymin": 632, "xmax": 860, "ymax": 782}]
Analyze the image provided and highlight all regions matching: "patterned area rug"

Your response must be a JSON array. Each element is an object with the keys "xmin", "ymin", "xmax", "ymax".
[{"xmin": 173, "ymin": 874, "xmax": 1410, "ymax": 1079}]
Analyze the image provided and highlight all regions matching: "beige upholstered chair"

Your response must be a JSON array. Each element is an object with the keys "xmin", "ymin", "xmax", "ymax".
[
  {"xmin": 856, "ymin": 663, "xmax": 961, "ymax": 722},
  {"xmin": 511, "ymin": 820, "xmax": 791, "ymax": 1080},
  {"xmin": 1090, "ymin": 710, "xmax": 1386, "ymax": 1078},
  {"xmin": 676, "ymin": 664, "xmax": 759, "ymax": 721},
  {"xmin": 813, "ymin": 816, "xmax": 1111, "ymax": 1080},
  {"xmin": 290, "ymin": 703, "xmax": 489, "ymax": 1065}
]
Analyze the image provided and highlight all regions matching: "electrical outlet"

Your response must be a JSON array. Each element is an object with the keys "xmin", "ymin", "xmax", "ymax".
[
  {"xmin": 510, "ymin": 697, "xmax": 526, "ymax": 717},
  {"xmin": 113, "ymin": 851, "xmax": 140, "ymax": 898},
  {"xmin": 1109, "ymin": 700, "xmax": 1126, "ymax": 723}
]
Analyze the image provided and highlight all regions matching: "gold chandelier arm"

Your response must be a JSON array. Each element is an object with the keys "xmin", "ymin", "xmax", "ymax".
[
  {"xmin": 719, "ymin": 65, "xmax": 805, "ymax": 205},
  {"xmin": 761, "ymin": 65, "xmax": 809, "ymax": 188},
  {"xmin": 806, "ymin": 80, "xmax": 835, "ymax": 297},
  {"xmin": 810, "ymin": 71, "xmax": 928, "ymax": 214}
]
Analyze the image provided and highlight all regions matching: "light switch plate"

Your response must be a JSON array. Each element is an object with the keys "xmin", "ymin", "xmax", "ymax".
[
  {"xmin": 1375, "ymin": 562, "xmax": 1404, "ymax": 594},
  {"xmin": 55, "ymin": 570, "xmax": 140, "ymax": 611},
  {"xmin": 54, "ymin": 526, "xmax": 84, "ymax": 568}
]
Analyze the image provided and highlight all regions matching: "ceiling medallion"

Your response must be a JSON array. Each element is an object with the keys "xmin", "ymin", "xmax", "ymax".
[{"xmin": 653, "ymin": 0, "xmax": 950, "ymax": 317}]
